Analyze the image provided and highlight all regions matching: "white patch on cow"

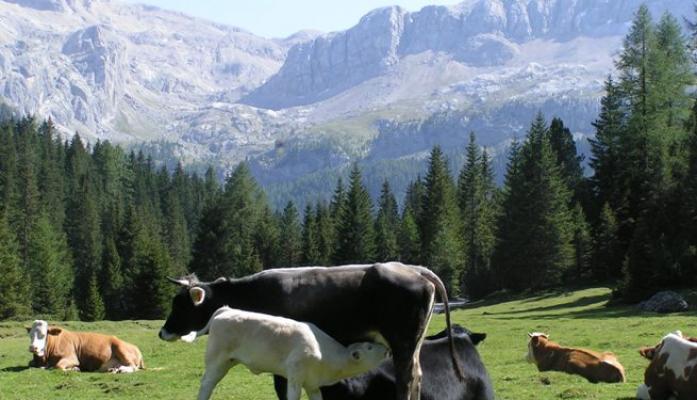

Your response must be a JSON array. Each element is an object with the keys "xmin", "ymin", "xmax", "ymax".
[
  {"xmin": 189, "ymin": 287, "xmax": 206, "ymax": 306},
  {"xmin": 180, "ymin": 331, "xmax": 198, "ymax": 343},
  {"xmin": 637, "ymin": 384, "xmax": 651, "ymax": 400},
  {"xmin": 658, "ymin": 333, "xmax": 697, "ymax": 381},
  {"xmin": 28, "ymin": 320, "xmax": 48, "ymax": 357}
]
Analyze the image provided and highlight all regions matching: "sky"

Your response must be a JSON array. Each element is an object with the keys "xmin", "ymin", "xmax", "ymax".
[{"xmin": 123, "ymin": 0, "xmax": 463, "ymax": 38}]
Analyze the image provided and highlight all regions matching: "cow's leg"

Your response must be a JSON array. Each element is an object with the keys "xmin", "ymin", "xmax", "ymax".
[
  {"xmin": 392, "ymin": 344, "xmax": 419, "ymax": 400},
  {"xmin": 305, "ymin": 388, "xmax": 322, "ymax": 400},
  {"xmin": 273, "ymin": 375, "xmax": 288, "ymax": 400},
  {"xmin": 55, "ymin": 358, "xmax": 79, "ymax": 371},
  {"xmin": 285, "ymin": 380, "xmax": 303, "ymax": 400},
  {"xmin": 197, "ymin": 358, "xmax": 234, "ymax": 400}
]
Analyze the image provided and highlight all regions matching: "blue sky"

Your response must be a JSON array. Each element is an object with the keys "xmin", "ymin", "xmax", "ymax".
[{"xmin": 123, "ymin": 0, "xmax": 462, "ymax": 38}]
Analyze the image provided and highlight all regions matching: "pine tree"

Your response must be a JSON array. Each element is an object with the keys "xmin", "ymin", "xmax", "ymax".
[
  {"xmin": 591, "ymin": 203, "xmax": 622, "ymax": 280},
  {"xmin": 0, "ymin": 215, "xmax": 30, "ymax": 319},
  {"xmin": 457, "ymin": 134, "xmax": 498, "ymax": 298},
  {"xmin": 254, "ymin": 206, "xmax": 280, "ymax": 269},
  {"xmin": 374, "ymin": 180, "xmax": 399, "ymax": 262},
  {"xmin": 301, "ymin": 204, "xmax": 320, "ymax": 265},
  {"xmin": 397, "ymin": 207, "xmax": 420, "ymax": 264},
  {"xmin": 278, "ymin": 201, "xmax": 302, "ymax": 267},
  {"xmin": 27, "ymin": 213, "xmax": 72, "ymax": 318},
  {"xmin": 81, "ymin": 271, "xmax": 105, "ymax": 322},
  {"xmin": 334, "ymin": 164, "xmax": 375, "ymax": 264},
  {"xmin": 314, "ymin": 202, "xmax": 334, "ymax": 265},
  {"xmin": 548, "ymin": 118, "xmax": 584, "ymax": 200},
  {"xmin": 101, "ymin": 235, "xmax": 125, "ymax": 320},
  {"xmin": 590, "ymin": 76, "xmax": 626, "ymax": 214},
  {"xmin": 570, "ymin": 204, "xmax": 592, "ymax": 281},
  {"xmin": 420, "ymin": 146, "xmax": 462, "ymax": 294},
  {"xmin": 493, "ymin": 115, "xmax": 574, "ymax": 291}
]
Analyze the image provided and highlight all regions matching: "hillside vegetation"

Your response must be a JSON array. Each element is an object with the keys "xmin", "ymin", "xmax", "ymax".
[{"xmin": 1, "ymin": 287, "xmax": 695, "ymax": 399}]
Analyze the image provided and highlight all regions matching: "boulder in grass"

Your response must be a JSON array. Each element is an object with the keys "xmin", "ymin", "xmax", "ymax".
[{"xmin": 638, "ymin": 291, "xmax": 688, "ymax": 313}]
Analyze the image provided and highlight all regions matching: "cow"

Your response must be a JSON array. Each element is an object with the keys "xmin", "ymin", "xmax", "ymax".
[
  {"xmin": 637, "ymin": 331, "xmax": 697, "ymax": 400},
  {"xmin": 158, "ymin": 262, "xmax": 463, "ymax": 400},
  {"xmin": 639, "ymin": 331, "xmax": 697, "ymax": 361},
  {"xmin": 27, "ymin": 320, "xmax": 144, "ymax": 373},
  {"xmin": 273, "ymin": 324, "xmax": 494, "ymax": 400},
  {"xmin": 197, "ymin": 305, "xmax": 390, "ymax": 400},
  {"xmin": 526, "ymin": 332, "xmax": 625, "ymax": 383}
]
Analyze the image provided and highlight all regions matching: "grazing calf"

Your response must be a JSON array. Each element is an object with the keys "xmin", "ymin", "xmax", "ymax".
[
  {"xmin": 198, "ymin": 305, "xmax": 390, "ymax": 400},
  {"xmin": 27, "ymin": 320, "xmax": 144, "ymax": 373},
  {"xmin": 526, "ymin": 333, "xmax": 625, "ymax": 383},
  {"xmin": 637, "ymin": 331, "xmax": 697, "ymax": 400},
  {"xmin": 273, "ymin": 324, "xmax": 494, "ymax": 400},
  {"xmin": 159, "ymin": 262, "xmax": 463, "ymax": 400}
]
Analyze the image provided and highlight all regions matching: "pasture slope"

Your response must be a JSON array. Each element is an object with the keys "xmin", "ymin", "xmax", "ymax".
[{"xmin": 0, "ymin": 287, "xmax": 695, "ymax": 400}]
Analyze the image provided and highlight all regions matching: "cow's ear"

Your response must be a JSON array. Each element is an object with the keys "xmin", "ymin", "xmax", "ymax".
[
  {"xmin": 470, "ymin": 333, "xmax": 487, "ymax": 345},
  {"xmin": 189, "ymin": 287, "xmax": 206, "ymax": 306},
  {"xmin": 638, "ymin": 347, "xmax": 655, "ymax": 360},
  {"xmin": 47, "ymin": 328, "xmax": 62, "ymax": 336},
  {"xmin": 351, "ymin": 351, "xmax": 361, "ymax": 361},
  {"xmin": 25, "ymin": 326, "xmax": 32, "ymax": 333}
]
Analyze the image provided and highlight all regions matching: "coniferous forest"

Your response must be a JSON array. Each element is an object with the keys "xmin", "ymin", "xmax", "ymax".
[{"xmin": 0, "ymin": 5, "xmax": 696, "ymax": 321}]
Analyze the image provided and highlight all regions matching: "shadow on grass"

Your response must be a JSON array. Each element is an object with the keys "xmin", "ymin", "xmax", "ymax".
[
  {"xmin": 500, "ymin": 306, "xmax": 697, "ymax": 320},
  {"xmin": 0, "ymin": 365, "xmax": 30, "ymax": 372},
  {"xmin": 487, "ymin": 294, "xmax": 611, "ymax": 316}
]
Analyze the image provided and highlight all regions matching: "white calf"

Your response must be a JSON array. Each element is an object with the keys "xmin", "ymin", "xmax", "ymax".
[{"xmin": 195, "ymin": 303, "xmax": 390, "ymax": 400}]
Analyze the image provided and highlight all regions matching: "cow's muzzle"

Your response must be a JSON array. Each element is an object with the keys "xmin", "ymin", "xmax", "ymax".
[{"xmin": 158, "ymin": 329, "xmax": 179, "ymax": 342}]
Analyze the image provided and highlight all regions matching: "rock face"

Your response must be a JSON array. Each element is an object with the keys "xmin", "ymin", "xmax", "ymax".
[
  {"xmin": 638, "ymin": 291, "xmax": 689, "ymax": 314},
  {"xmin": 0, "ymin": 0, "xmax": 694, "ymax": 208},
  {"xmin": 243, "ymin": 0, "xmax": 691, "ymax": 110}
]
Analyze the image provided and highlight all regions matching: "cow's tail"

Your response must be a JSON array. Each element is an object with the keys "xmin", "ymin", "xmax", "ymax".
[{"xmin": 416, "ymin": 266, "xmax": 465, "ymax": 381}]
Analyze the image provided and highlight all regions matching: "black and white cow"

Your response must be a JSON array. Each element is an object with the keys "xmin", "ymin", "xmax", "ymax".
[
  {"xmin": 159, "ymin": 262, "xmax": 463, "ymax": 400},
  {"xmin": 273, "ymin": 324, "xmax": 494, "ymax": 400}
]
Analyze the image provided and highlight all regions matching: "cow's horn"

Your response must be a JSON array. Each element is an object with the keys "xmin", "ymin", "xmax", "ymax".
[{"xmin": 167, "ymin": 276, "xmax": 190, "ymax": 286}]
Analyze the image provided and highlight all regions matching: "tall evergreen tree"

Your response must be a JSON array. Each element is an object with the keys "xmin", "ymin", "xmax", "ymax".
[
  {"xmin": 278, "ymin": 201, "xmax": 302, "ymax": 267},
  {"xmin": 591, "ymin": 203, "xmax": 622, "ymax": 280},
  {"xmin": 570, "ymin": 204, "xmax": 592, "ymax": 281},
  {"xmin": 457, "ymin": 134, "xmax": 498, "ymax": 298},
  {"xmin": 374, "ymin": 180, "xmax": 399, "ymax": 262},
  {"xmin": 0, "ymin": 215, "xmax": 30, "ymax": 319},
  {"xmin": 301, "ymin": 204, "xmax": 320, "ymax": 265},
  {"xmin": 492, "ymin": 115, "xmax": 574, "ymax": 291},
  {"xmin": 547, "ymin": 118, "xmax": 584, "ymax": 200},
  {"xmin": 27, "ymin": 213, "xmax": 72, "ymax": 318},
  {"xmin": 397, "ymin": 207, "xmax": 420, "ymax": 264},
  {"xmin": 314, "ymin": 202, "xmax": 334, "ymax": 265},
  {"xmin": 420, "ymin": 146, "xmax": 462, "ymax": 294},
  {"xmin": 334, "ymin": 164, "xmax": 375, "ymax": 264}
]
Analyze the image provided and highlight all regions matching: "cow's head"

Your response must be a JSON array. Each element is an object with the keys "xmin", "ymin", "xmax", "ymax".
[
  {"xmin": 639, "ymin": 331, "xmax": 695, "ymax": 361},
  {"xmin": 426, "ymin": 324, "xmax": 487, "ymax": 345},
  {"xmin": 347, "ymin": 342, "xmax": 390, "ymax": 369},
  {"xmin": 27, "ymin": 320, "xmax": 62, "ymax": 357},
  {"xmin": 526, "ymin": 332, "xmax": 549, "ymax": 363},
  {"xmin": 159, "ymin": 274, "xmax": 220, "ymax": 343}
]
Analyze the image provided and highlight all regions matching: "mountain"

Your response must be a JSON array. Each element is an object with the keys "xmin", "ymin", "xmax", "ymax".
[
  {"xmin": 0, "ymin": 0, "xmax": 693, "ymax": 208},
  {"xmin": 0, "ymin": 0, "xmax": 314, "ymax": 163}
]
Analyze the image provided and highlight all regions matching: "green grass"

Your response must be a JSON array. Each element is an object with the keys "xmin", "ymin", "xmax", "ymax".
[{"xmin": 1, "ymin": 287, "xmax": 695, "ymax": 399}]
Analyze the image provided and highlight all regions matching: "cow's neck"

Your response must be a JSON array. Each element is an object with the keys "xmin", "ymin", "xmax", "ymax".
[{"xmin": 534, "ymin": 342, "xmax": 561, "ymax": 371}]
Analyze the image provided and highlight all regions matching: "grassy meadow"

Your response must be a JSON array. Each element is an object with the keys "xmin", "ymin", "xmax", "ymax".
[{"xmin": 1, "ymin": 287, "xmax": 695, "ymax": 400}]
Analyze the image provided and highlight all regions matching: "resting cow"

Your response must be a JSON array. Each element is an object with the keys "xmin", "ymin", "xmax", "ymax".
[
  {"xmin": 637, "ymin": 331, "xmax": 697, "ymax": 400},
  {"xmin": 159, "ymin": 262, "xmax": 462, "ymax": 400},
  {"xmin": 526, "ymin": 332, "xmax": 625, "ymax": 383},
  {"xmin": 197, "ymin": 305, "xmax": 389, "ymax": 400},
  {"xmin": 273, "ymin": 324, "xmax": 494, "ymax": 400},
  {"xmin": 27, "ymin": 320, "xmax": 144, "ymax": 373},
  {"xmin": 639, "ymin": 331, "xmax": 697, "ymax": 361}
]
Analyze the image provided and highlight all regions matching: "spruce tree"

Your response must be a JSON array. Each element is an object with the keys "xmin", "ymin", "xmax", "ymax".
[
  {"xmin": 591, "ymin": 203, "xmax": 622, "ymax": 280},
  {"xmin": 278, "ymin": 201, "xmax": 302, "ymax": 267},
  {"xmin": 334, "ymin": 164, "xmax": 375, "ymax": 264},
  {"xmin": 420, "ymin": 146, "xmax": 462, "ymax": 294},
  {"xmin": 374, "ymin": 180, "xmax": 399, "ymax": 262},
  {"xmin": 301, "ymin": 204, "xmax": 320, "ymax": 265},
  {"xmin": 397, "ymin": 207, "xmax": 420, "ymax": 264},
  {"xmin": 314, "ymin": 202, "xmax": 334, "ymax": 265},
  {"xmin": 27, "ymin": 213, "xmax": 73, "ymax": 318},
  {"xmin": 493, "ymin": 115, "xmax": 574, "ymax": 291},
  {"xmin": 570, "ymin": 204, "xmax": 592, "ymax": 281},
  {"xmin": 0, "ymin": 214, "xmax": 30, "ymax": 319},
  {"xmin": 547, "ymin": 118, "xmax": 584, "ymax": 200}
]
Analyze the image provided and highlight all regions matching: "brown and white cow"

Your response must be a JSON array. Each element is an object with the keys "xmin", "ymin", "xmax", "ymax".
[
  {"xmin": 526, "ymin": 332, "xmax": 625, "ymax": 383},
  {"xmin": 639, "ymin": 331, "xmax": 697, "ymax": 361},
  {"xmin": 27, "ymin": 320, "xmax": 144, "ymax": 373},
  {"xmin": 637, "ymin": 331, "xmax": 697, "ymax": 400}
]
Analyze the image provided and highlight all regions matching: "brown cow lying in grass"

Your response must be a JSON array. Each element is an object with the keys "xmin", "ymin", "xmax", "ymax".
[
  {"xmin": 526, "ymin": 332, "xmax": 625, "ymax": 383},
  {"xmin": 27, "ymin": 320, "xmax": 144, "ymax": 373}
]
